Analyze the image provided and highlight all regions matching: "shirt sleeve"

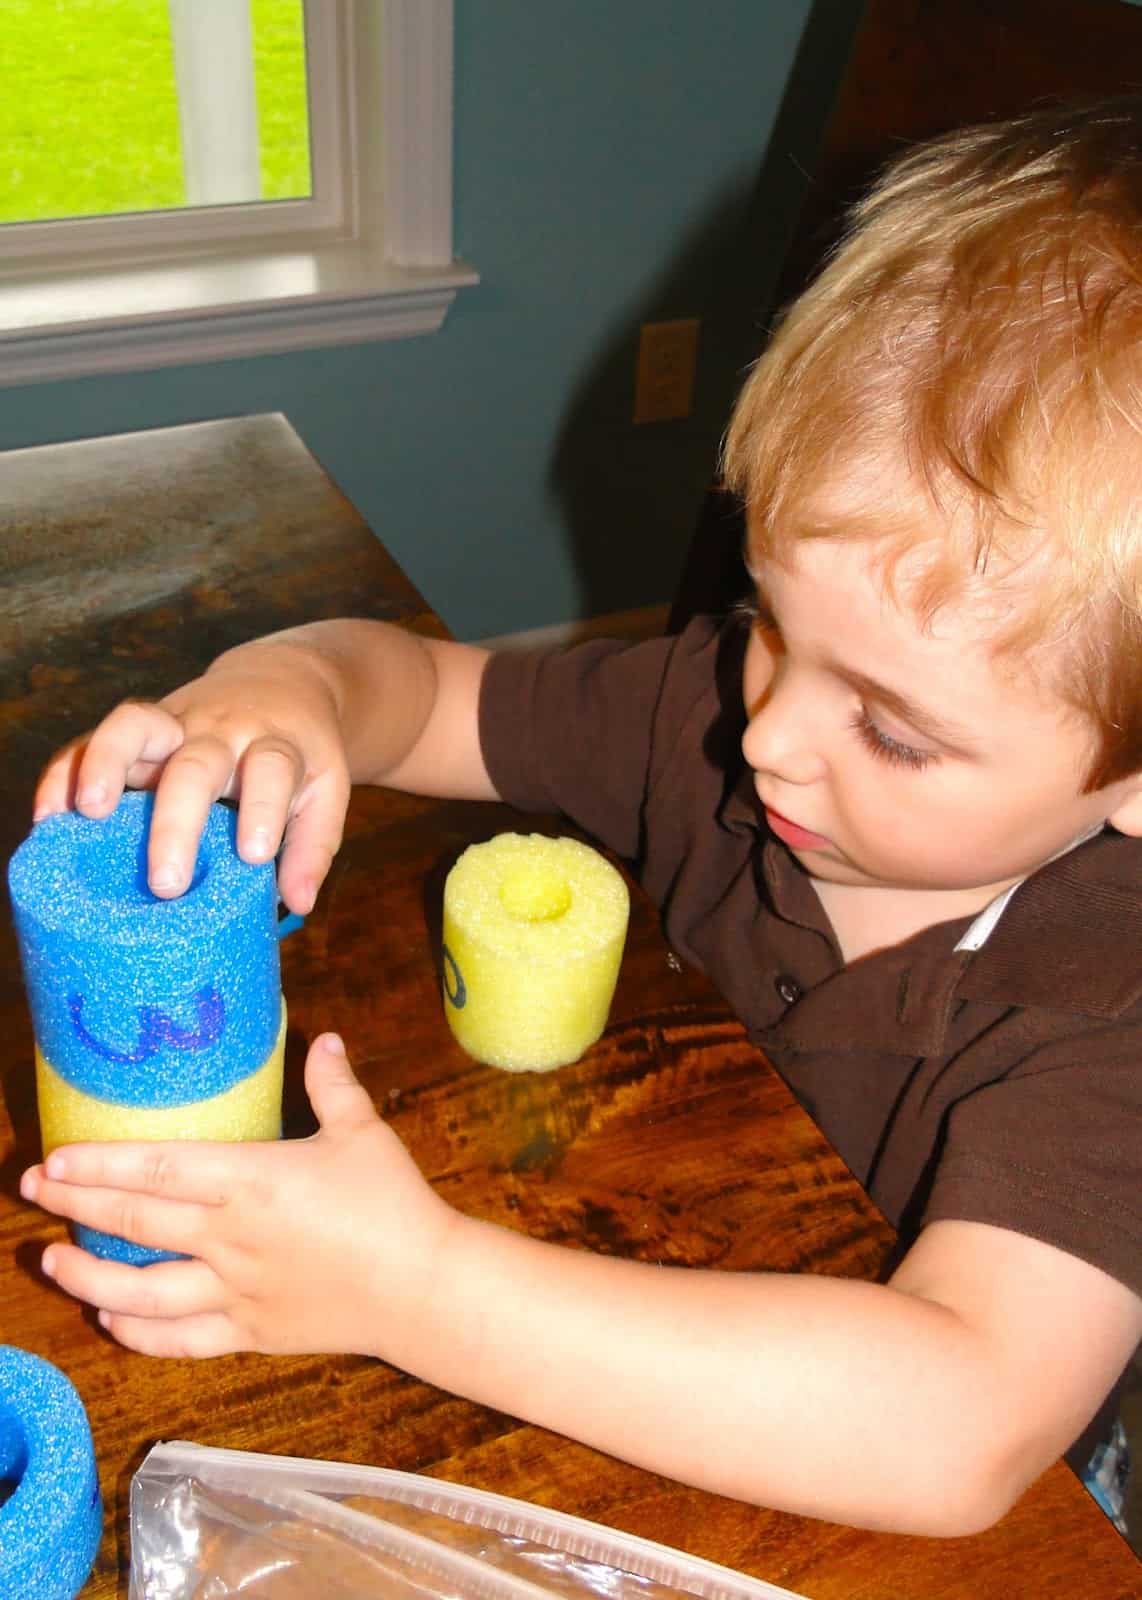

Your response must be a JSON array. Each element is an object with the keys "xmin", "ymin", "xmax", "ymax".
[
  {"xmin": 922, "ymin": 1032, "xmax": 1142, "ymax": 1300},
  {"xmin": 478, "ymin": 617, "xmax": 722, "ymax": 863}
]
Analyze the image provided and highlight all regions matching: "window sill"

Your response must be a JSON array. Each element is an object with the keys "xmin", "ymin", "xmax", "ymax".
[{"xmin": 0, "ymin": 238, "xmax": 479, "ymax": 387}]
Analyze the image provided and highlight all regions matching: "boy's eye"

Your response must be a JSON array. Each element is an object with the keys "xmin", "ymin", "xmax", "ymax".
[{"xmin": 851, "ymin": 706, "xmax": 935, "ymax": 771}]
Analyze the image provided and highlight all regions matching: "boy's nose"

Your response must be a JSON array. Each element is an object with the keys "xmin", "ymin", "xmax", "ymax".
[{"xmin": 742, "ymin": 678, "xmax": 827, "ymax": 787}]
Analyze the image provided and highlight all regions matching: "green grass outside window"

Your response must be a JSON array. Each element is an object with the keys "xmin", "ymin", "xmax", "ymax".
[{"xmin": 0, "ymin": 0, "xmax": 311, "ymax": 225}]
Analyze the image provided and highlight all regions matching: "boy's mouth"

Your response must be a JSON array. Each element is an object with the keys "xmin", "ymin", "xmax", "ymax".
[{"xmin": 764, "ymin": 806, "xmax": 832, "ymax": 853}]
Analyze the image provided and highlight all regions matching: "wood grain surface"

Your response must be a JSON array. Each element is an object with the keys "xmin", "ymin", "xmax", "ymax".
[{"xmin": 1, "ymin": 417, "xmax": 1136, "ymax": 1597}]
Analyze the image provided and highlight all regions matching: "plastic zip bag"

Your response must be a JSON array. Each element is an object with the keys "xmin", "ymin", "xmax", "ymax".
[{"xmin": 129, "ymin": 1441, "xmax": 808, "ymax": 1600}]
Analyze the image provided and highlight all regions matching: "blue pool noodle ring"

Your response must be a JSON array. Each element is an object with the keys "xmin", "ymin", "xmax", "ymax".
[{"xmin": 0, "ymin": 1347, "xmax": 101, "ymax": 1599}]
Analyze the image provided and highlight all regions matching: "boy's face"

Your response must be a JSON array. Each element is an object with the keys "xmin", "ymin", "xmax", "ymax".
[{"xmin": 741, "ymin": 537, "xmax": 1140, "ymax": 908}]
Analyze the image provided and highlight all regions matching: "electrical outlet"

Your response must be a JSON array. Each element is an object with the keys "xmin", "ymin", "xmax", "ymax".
[{"xmin": 633, "ymin": 318, "xmax": 700, "ymax": 424}]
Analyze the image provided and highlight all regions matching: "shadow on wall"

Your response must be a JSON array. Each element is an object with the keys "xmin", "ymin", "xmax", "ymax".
[{"xmin": 546, "ymin": 0, "xmax": 865, "ymax": 625}]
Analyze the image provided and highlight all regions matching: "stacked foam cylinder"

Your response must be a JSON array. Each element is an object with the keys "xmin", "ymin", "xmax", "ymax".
[
  {"xmin": 8, "ymin": 792, "xmax": 285, "ymax": 1265},
  {"xmin": 442, "ymin": 833, "xmax": 629, "ymax": 1072}
]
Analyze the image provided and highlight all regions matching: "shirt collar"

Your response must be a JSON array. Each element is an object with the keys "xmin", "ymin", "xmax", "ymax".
[
  {"xmin": 956, "ymin": 827, "xmax": 1142, "ymax": 1018},
  {"xmin": 953, "ymin": 821, "xmax": 1106, "ymax": 953},
  {"xmin": 721, "ymin": 770, "xmax": 1142, "ymax": 1046}
]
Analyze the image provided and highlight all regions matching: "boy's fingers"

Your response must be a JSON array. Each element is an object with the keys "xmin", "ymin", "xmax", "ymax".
[
  {"xmin": 46, "ymin": 1180, "xmax": 205, "ymax": 1255},
  {"xmin": 34, "ymin": 706, "xmax": 170, "ymax": 821},
  {"xmin": 275, "ymin": 771, "xmax": 349, "ymax": 914},
  {"xmin": 25, "ymin": 1141, "xmax": 239, "ymax": 1205},
  {"xmin": 99, "ymin": 1309, "xmax": 241, "ymax": 1361},
  {"xmin": 144, "ymin": 733, "xmax": 240, "ymax": 895},
  {"xmin": 33, "ymin": 700, "xmax": 188, "ymax": 824},
  {"xmin": 33, "ymin": 737, "xmax": 89, "ymax": 819},
  {"xmin": 26, "ymin": 1175, "xmax": 210, "ymax": 1255},
  {"xmin": 305, "ymin": 1034, "xmax": 378, "ymax": 1132},
  {"xmin": 44, "ymin": 1243, "xmax": 224, "ymax": 1321},
  {"xmin": 235, "ymin": 736, "xmax": 306, "ymax": 864},
  {"xmin": 74, "ymin": 701, "xmax": 188, "ymax": 816}
]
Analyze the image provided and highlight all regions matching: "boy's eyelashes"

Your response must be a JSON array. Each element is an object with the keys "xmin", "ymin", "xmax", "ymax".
[
  {"xmin": 742, "ymin": 596, "xmax": 780, "ymax": 636},
  {"xmin": 850, "ymin": 706, "xmax": 936, "ymax": 771},
  {"xmin": 745, "ymin": 588, "xmax": 941, "ymax": 771}
]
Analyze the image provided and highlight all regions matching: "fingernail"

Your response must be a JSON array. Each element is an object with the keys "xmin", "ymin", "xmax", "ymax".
[
  {"xmin": 78, "ymin": 780, "xmax": 108, "ymax": 808},
  {"xmin": 41, "ymin": 1249, "xmax": 56, "ymax": 1280},
  {"xmin": 19, "ymin": 1170, "xmax": 39, "ymax": 1201},
  {"xmin": 323, "ymin": 1033, "xmax": 346, "ymax": 1056},
  {"xmin": 245, "ymin": 827, "xmax": 273, "ymax": 862},
  {"xmin": 32, "ymin": 805, "xmax": 51, "ymax": 823},
  {"xmin": 152, "ymin": 862, "xmax": 184, "ymax": 893},
  {"xmin": 97, "ymin": 1310, "xmax": 110, "ymax": 1329},
  {"xmin": 298, "ymin": 879, "xmax": 317, "ymax": 915},
  {"xmin": 45, "ymin": 1152, "xmax": 66, "ymax": 1178}
]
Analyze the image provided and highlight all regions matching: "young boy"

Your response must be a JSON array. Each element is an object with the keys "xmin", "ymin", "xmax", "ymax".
[{"xmin": 20, "ymin": 96, "xmax": 1142, "ymax": 1538}]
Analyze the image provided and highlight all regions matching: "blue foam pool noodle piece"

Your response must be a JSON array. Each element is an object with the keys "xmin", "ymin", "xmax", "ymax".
[
  {"xmin": 0, "ymin": 1347, "xmax": 101, "ymax": 1599},
  {"xmin": 8, "ymin": 791, "xmax": 280, "ymax": 1106}
]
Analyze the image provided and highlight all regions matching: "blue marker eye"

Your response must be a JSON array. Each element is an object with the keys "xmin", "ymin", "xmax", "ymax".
[{"xmin": 442, "ymin": 945, "xmax": 467, "ymax": 1009}]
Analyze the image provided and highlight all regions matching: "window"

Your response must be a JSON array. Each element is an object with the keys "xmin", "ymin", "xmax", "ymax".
[
  {"xmin": 0, "ymin": 0, "xmax": 477, "ymax": 385},
  {"xmin": 2, "ymin": 0, "xmax": 319, "ymax": 239}
]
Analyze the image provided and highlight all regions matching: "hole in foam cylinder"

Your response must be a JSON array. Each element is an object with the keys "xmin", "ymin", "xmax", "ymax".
[
  {"xmin": 498, "ymin": 866, "xmax": 572, "ymax": 923},
  {"xmin": 0, "ymin": 1420, "xmax": 28, "ymax": 1508}
]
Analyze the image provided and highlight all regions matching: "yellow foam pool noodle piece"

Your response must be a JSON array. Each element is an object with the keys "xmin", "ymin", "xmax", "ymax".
[
  {"xmin": 36, "ymin": 1004, "xmax": 286, "ymax": 1151},
  {"xmin": 442, "ymin": 834, "xmax": 629, "ymax": 1072}
]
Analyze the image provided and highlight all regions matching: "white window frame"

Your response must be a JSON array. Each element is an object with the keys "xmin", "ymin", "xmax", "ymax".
[{"xmin": 0, "ymin": 0, "xmax": 477, "ymax": 387}]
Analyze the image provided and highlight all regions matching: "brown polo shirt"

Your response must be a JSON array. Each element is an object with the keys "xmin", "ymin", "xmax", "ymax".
[{"xmin": 480, "ymin": 616, "xmax": 1142, "ymax": 1462}]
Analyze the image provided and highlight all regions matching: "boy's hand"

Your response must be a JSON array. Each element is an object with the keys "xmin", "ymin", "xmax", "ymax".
[
  {"xmin": 18, "ymin": 1034, "xmax": 458, "ymax": 1362},
  {"xmin": 33, "ymin": 645, "xmax": 352, "ymax": 915}
]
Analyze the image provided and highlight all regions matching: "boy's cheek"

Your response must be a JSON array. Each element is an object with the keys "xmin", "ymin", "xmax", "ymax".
[{"xmin": 741, "ymin": 634, "xmax": 777, "ymax": 716}]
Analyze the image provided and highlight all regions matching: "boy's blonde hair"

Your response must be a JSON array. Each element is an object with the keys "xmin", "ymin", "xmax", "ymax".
[{"xmin": 722, "ymin": 97, "xmax": 1142, "ymax": 791}]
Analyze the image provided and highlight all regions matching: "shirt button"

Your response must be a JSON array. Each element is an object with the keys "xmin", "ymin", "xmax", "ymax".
[{"xmin": 774, "ymin": 974, "xmax": 802, "ymax": 1006}]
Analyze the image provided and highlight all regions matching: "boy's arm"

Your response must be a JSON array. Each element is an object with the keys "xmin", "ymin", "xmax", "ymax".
[
  {"xmin": 405, "ymin": 1210, "xmax": 1142, "ymax": 1536},
  {"xmin": 23, "ymin": 1041, "xmax": 1142, "ymax": 1536},
  {"xmin": 264, "ymin": 621, "xmax": 496, "ymax": 798},
  {"xmin": 35, "ymin": 620, "xmax": 497, "ymax": 912}
]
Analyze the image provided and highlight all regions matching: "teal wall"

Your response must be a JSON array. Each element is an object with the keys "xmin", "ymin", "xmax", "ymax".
[{"xmin": 0, "ymin": 1, "xmax": 845, "ymax": 640}]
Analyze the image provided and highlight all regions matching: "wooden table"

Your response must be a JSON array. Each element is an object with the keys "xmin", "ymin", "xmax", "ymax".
[{"xmin": 0, "ymin": 416, "xmax": 1136, "ymax": 1598}]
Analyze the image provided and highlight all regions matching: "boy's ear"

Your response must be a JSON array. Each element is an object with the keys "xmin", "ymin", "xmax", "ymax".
[{"xmin": 1106, "ymin": 774, "xmax": 1142, "ymax": 837}]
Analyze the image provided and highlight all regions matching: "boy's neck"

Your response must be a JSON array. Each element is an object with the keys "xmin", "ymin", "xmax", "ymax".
[
  {"xmin": 813, "ymin": 821, "xmax": 1108, "ymax": 964},
  {"xmin": 813, "ymin": 877, "xmax": 1018, "ymax": 965}
]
